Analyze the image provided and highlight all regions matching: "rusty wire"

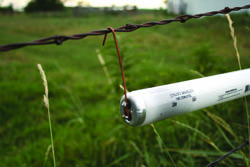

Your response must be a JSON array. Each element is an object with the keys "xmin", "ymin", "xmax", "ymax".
[
  {"xmin": 102, "ymin": 27, "xmax": 130, "ymax": 120},
  {"xmin": 0, "ymin": 5, "xmax": 250, "ymax": 52}
]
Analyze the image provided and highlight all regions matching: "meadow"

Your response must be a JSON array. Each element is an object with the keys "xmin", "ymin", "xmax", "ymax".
[{"xmin": 0, "ymin": 12, "xmax": 250, "ymax": 167}]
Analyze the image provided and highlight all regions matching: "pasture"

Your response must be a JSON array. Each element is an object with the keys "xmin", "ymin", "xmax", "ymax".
[{"xmin": 0, "ymin": 12, "xmax": 250, "ymax": 166}]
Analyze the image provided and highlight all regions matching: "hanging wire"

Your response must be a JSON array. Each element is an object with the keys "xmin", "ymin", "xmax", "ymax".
[{"xmin": 102, "ymin": 27, "xmax": 130, "ymax": 120}]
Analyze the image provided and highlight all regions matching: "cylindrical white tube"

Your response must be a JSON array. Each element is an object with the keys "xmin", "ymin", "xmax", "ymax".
[{"xmin": 120, "ymin": 69, "xmax": 250, "ymax": 126}]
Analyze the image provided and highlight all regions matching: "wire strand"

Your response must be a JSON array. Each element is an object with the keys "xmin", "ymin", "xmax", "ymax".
[
  {"xmin": 207, "ymin": 140, "xmax": 249, "ymax": 167},
  {"xmin": 0, "ymin": 5, "xmax": 250, "ymax": 52}
]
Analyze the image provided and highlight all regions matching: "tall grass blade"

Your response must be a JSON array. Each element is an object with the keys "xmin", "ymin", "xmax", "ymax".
[
  {"xmin": 204, "ymin": 109, "xmax": 237, "ymax": 139},
  {"xmin": 96, "ymin": 49, "xmax": 113, "ymax": 85},
  {"xmin": 105, "ymin": 153, "xmax": 131, "ymax": 167},
  {"xmin": 204, "ymin": 109, "xmax": 248, "ymax": 163},
  {"xmin": 190, "ymin": 69, "xmax": 205, "ymax": 78},
  {"xmin": 226, "ymin": 14, "xmax": 241, "ymax": 69},
  {"xmin": 172, "ymin": 120, "xmax": 208, "ymax": 140},
  {"xmin": 172, "ymin": 120, "xmax": 221, "ymax": 152},
  {"xmin": 150, "ymin": 124, "xmax": 176, "ymax": 167},
  {"xmin": 38, "ymin": 64, "xmax": 56, "ymax": 167},
  {"xmin": 246, "ymin": 26, "xmax": 250, "ymax": 32},
  {"xmin": 130, "ymin": 141, "xmax": 143, "ymax": 157},
  {"xmin": 226, "ymin": 14, "xmax": 250, "ymax": 166},
  {"xmin": 216, "ymin": 124, "xmax": 235, "ymax": 148},
  {"xmin": 44, "ymin": 145, "xmax": 52, "ymax": 167}
]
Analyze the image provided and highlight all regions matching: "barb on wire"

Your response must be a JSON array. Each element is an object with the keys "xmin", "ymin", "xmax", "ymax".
[
  {"xmin": 0, "ymin": 5, "xmax": 250, "ymax": 52},
  {"xmin": 206, "ymin": 140, "xmax": 249, "ymax": 167}
]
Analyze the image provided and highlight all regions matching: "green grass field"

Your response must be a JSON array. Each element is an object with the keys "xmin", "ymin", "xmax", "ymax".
[{"xmin": 0, "ymin": 12, "xmax": 250, "ymax": 167}]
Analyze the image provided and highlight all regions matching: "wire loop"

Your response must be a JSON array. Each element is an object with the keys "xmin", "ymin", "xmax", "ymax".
[{"xmin": 102, "ymin": 27, "xmax": 130, "ymax": 119}]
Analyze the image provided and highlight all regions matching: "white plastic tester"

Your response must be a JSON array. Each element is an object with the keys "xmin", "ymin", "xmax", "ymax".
[{"xmin": 120, "ymin": 69, "xmax": 250, "ymax": 126}]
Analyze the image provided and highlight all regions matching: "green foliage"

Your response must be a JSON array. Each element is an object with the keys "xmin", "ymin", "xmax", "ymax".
[
  {"xmin": 0, "ymin": 13, "xmax": 250, "ymax": 167},
  {"xmin": 25, "ymin": 0, "xmax": 64, "ymax": 13},
  {"xmin": 0, "ymin": 4, "xmax": 13, "ymax": 13},
  {"xmin": 192, "ymin": 44, "xmax": 215, "ymax": 75}
]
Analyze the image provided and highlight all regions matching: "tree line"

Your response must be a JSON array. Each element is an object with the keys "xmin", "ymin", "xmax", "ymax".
[{"xmin": 24, "ymin": 0, "xmax": 64, "ymax": 13}]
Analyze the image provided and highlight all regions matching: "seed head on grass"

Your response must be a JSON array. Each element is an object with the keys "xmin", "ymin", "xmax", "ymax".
[
  {"xmin": 226, "ymin": 14, "xmax": 241, "ymax": 70},
  {"xmin": 37, "ymin": 64, "xmax": 56, "ymax": 167},
  {"xmin": 38, "ymin": 64, "xmax": 49, "ymax": 106},
  {"xmin": 226, "ymin": 14, "xmax": 250, "ymax": 166}
]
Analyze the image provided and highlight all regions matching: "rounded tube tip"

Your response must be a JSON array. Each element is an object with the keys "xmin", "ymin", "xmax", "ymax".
[{"xmin": 120, "ymin": 93, "xmax": 146, "ymax": 126}]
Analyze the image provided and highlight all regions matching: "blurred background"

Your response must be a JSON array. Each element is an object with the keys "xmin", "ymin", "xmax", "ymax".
[{"xmin": 0, "ymin": 0, "xmax": 250, "ymax": 166}]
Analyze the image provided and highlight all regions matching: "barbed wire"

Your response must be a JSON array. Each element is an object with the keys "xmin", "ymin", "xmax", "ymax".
[
  {"xmin": 0, "ymin": 4, "xmax": 250, "ymax": 52},
  {"xmin": 206, "ymin": 140, "xmax": 249, "ymax": 167}
]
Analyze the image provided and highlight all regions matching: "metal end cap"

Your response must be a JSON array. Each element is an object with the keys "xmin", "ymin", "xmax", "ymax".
[{"xmin": 120, "ymin": 93, "xmax": 146, "ymax": 126}]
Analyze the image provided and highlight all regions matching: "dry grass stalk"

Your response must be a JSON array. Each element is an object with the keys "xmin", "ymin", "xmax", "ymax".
[
  {"xmin": 37, "ymin": 64, "xmax": 56, "ymax": 167},
  {"xmin": 204, "ymin": 109, "xmax": 237, "ymax": 140},
  {"xmin": 226, "ymin": 14, "xmax": 250, "ymax": 166},
  {"xmin": 96, "ymin": 49, "xmax": 113, "ymax": 85},
  {"xmin": 226, "ymin": 14, "xmax": 242, "ymax": 69}
]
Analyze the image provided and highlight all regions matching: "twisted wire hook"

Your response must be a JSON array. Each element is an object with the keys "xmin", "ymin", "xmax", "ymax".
[{"xmin": 102, "ymin": 27, "xmax": 130, "ymax": 120}]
